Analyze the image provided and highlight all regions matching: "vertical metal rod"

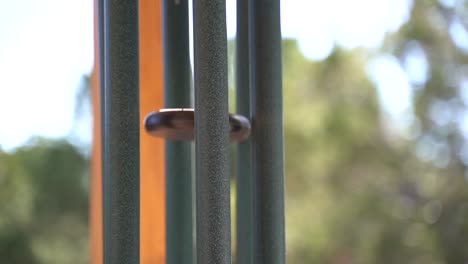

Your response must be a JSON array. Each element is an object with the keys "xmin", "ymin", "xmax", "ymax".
[
  {"xmin": 97, "ymin": 0, "xmax": 108, "ymax": 262},
  {"xmin": 97, "ymin": 1, "xmax": 105, "ymax": 140},
  {"xmin": 101, "ymin": 0, "xmax": 140, "ymax": 263},
  {"xmin": 249, "ymin": 0, "xmax": 285, "ymax": 263},
  {"xmin": 162, "ymin": 0, "xmax": 193, "ymax": 263},
  {"xmin": 193, "ymin": 0, "xmax": 231, "ymax": 263},
  {"xmin": 236, "ymin": 0, "xmax": 253, "ymax": 263}
]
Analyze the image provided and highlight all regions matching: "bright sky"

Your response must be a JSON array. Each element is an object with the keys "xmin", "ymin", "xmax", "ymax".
[{"xmin": 0, "ymin": 0, "xmax": 413, "ymax": 151}]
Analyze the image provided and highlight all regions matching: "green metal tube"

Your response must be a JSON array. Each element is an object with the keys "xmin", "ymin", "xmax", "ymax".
[
  {"xmin": 101, "ymin": 0, "xmax": 140, "ymax": 263},
  {"xmin": 249, "ymin": 0, "xmax": 285, "ymax": 263},
  {"xmin": 193, "ymin": 0, "xmax": 231, "ymax": 263},
  {"xmin": 236, "ymin": 0, "xmax": 254, "ymax": 263},
  {"xmin": 162, "ymin": 0, "xmax": 193, "ymax": 263},
  {"xmin": 97, "ymin": 0, "xmax": 109, "ymax": 262}
]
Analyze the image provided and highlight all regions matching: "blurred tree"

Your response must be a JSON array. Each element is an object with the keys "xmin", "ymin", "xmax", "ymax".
[
  {"xmin": 281, "ymin": 1, "xmax": 468, "ymax": 263},
  {"xmin": 0, "ymin": 138, "xmax": 88, "ymax": 264}
]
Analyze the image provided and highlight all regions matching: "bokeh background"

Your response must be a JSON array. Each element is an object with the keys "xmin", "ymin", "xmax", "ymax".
[{"xmin": 1, "ymin": 0, "xmax": 468, "ymax": 263}]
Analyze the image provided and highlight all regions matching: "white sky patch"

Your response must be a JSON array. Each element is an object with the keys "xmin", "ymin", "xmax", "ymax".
[
  {"xmin": 0, "ymin": 0, "xmax": 93, "ymax": 151},
  {"xmin": 439, "ymin": 0, "xmax": 457, "ymax": 8},
  {"xmin": 459, "ymin": 112, "xmax": 468, "ymax": 140},
  {"xmin": 281, "ymin": 0, "xmax": 336, "ymax": 60},
  {"xmin": 227, "ymin": 0, "xmax": 412, "ymax": 60},
  {"xmin": 281, "ymin": 0, "xmax": 413, "ymax": 59},
  {"xmin": 449, "ymin": 18, "xmax": 468, "ymax": 52},
  {"xmin": 334, "ymin": 0, "xmax": 392, "ymax": 49},
  {"xmin": 402, "ymin": 41, "xmax": 430, "ymax": 86},
  {"xmin": 459, "ymin": 81, "xmax": 468, "ymax": 139},
  {"xmin": 461, "ymin": 80, "xmax": 468, "ymax": 104},
  {"xmin": 366, "ymin": 55, "xmax": 413, "ymax": 118}
]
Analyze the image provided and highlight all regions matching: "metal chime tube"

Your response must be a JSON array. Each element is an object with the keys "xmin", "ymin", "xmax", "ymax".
[
  {"xmin": 100, "ymin": 0, "xmax": 140, "ymax": 263},
  {"xmin": 236, "ymin": 0, "xmax": 254, "ymax": 263},
  {"xmin": 162, "ymin": 0, "xmax": 193, "ymax": 263},
  {"xmin": 249, "ymin": 0, "xmax": 286, "ymax": 263},
  {"xmin": 193, "ymin": 0, "xmax": 231, "ymax": 262}
]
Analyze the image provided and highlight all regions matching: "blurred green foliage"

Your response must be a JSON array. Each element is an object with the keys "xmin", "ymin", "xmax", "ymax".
[
  {"xmin": 282, "ymin": 1, "xmax": 468, "ymax": 263},
  {"xmin": 0, "ymin": 139, "xmax": 89, "ymax": 263},
  {"xmin": 2, "ymin": 0, "xmax": 468, "ymax": 263}
]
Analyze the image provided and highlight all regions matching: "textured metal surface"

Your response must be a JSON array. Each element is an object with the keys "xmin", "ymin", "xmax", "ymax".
[
  {"xmin": 97, "ymin": 0, "xmax": 108, "ymax": 263},
  {"xmin": 249, "ymin": 0, "xmax": 286, "ymax": 263},
  {"xmin": 193, "ymin": 0, "xmax": 231, "ymax": 263},
  {"xmin": 236, "ymin": 0, "xmax": 254, "ymax": 263},
  {"xmin": 101, "ymin": 0, "xmax": 140, "ymax": 263},
  {"xmin": 162, "ymin": 0, "xmax": 193, "ymax": 263}
]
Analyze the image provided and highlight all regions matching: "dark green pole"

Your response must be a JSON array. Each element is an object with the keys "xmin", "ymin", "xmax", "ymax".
[
  {"xmin": 97, "ymin": 0, "xmax": 109, "ymax": 261},
  {"xmin": 236, "ymin": 0, "xmax": 253, "ymax": 263},
  {"xmin": 162, "ymin": 0, "xmax": 193, "ymax": 263},
  {"xmin": 249, "ymin": 0, "xmax": 285, "ymax": 263},
  {"xmin": 193, "ymin": 0, "xmax": 231, "ymax": 263},
  {"xmin": 101, "ymin": 0, "xmax": 140, "ymax": 263}
]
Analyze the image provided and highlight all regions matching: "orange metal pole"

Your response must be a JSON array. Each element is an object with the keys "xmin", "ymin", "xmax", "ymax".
[{"xmin": 90, "ymin": 0, "xmax": 165, "ymax": 263}]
